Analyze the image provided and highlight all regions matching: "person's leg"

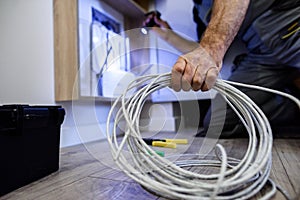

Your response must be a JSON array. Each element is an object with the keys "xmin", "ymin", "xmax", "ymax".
[
  {"xmin": 199, "ymin": 5, "xmax": 300, "ymax": 138},
  {"xmin": 200, "ymin": 62, "xmax": 300, "ymax": 138}
]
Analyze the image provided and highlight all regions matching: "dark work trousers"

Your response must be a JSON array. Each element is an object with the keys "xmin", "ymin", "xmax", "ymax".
[{"xmin": 202, "ymin": 6, "xmax": 300, "ymax": 138}]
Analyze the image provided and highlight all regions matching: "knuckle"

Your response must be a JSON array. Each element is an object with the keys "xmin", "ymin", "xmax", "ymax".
[
  {"xmin": 172, "ymin": 62, "xmax": 185, "ymax": 74},
  {"xmin": 192, "ymin": 75, "xmax": 202, "ymax": 85},
  {"xmin": 192, "ymin": 83, "xmax": 201, "ymax": 91}
]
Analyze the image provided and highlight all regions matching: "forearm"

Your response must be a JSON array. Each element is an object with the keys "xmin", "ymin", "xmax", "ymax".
[{"xmin": 200, "ymin": 0, "xmax": 250, "ymax": 67}]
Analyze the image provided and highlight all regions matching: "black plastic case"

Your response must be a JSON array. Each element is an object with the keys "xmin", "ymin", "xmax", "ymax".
[{"xmin": 0, "ymin": 105, "xmax": 65, "ymax": 196}]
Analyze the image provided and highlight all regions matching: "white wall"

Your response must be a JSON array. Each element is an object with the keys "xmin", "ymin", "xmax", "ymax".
[
  {"xmin": 0, "ymin": 0, "xmax": 55, "ymax": 105},
  {"xmin": 0, "ymin": 0, "xmax": 114, "ymax": 148}
]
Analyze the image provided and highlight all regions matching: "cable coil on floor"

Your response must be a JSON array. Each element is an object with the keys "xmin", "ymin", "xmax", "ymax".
[{"xmin": 106, "ymin": 72, "xmax": 300, "ymax": 200}]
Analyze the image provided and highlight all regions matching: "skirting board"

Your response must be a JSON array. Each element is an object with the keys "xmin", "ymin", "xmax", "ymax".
[{"xmin": 60, "ymin": 117, "xmax": 179, "ymax": 147}]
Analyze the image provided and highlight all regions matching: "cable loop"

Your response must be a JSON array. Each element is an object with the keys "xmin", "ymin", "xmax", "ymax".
[{"xmin": 106, "ymin": 72, "xmax": 298, "ymax": 200}]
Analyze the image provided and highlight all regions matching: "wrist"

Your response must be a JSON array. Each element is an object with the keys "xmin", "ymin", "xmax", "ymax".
[{"xmin": 199, "ymin": 40, "xmax": 224, "ymax": 69}]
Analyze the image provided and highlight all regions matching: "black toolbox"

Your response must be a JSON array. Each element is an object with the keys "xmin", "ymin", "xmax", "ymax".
[{"xmin": 0, "ymin": 105, "xmax": 65, "ymax": 196}]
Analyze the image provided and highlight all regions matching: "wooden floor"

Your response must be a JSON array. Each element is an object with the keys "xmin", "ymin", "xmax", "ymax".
[{"xmin": 1, "ymin": 131, "xmax": 300, "ymax": 200}]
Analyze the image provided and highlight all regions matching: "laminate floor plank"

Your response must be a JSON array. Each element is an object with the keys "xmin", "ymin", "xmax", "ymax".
[
  {"xmin": 31, "ymin": 177, "xmax": 158, "ymax": 200},
  {"xmin": 1, "ymin": 143, "xmax": 106, "ymax": 200},
  {"xmin": 1, "ymin": 135, "xmax": 299, "ymax": 200},
  {"xmin": 269, "ymin": 146, "xmax": 293, "ymax": 200},
  {"xmin": 272, "ymin": 139, "xmax": 300, "ymax": 199}
]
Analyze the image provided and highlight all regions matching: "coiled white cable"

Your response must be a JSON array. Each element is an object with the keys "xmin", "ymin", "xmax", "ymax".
[{"xmin": 106, "ymin": 72, "xmax": 299, "ymax": 200}]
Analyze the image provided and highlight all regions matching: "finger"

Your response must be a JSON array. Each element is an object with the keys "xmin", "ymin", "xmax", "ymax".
[
  {"xmin": 201, "ymin": 67, "xmax": 219, "ymax": 91},
  {"xmin": 154, "ymin": 17, "xmax": 164, "ymax": 28},
  {"xmin": 171, "ymin": 58, "xmax": 186, "ymax": 92},
  {"xmin": 191, "ymin": 66, "xmax": 204, "ymax": 91},
  {"xmin": 143, "ymin": 18, "xmax": 150, "ymax": 26},
  {"xmin": 153, "ymin": 15, "xmax": 160, "ymax": 25},
  {"xmin": 181, "ymin": 62, "xmax": 195, "ymax": 91}
]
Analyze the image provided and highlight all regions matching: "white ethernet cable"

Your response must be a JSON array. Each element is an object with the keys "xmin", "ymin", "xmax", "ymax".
[{"xmin": 106, "ymin": 72, "xmax": 299, "ymax": 200}]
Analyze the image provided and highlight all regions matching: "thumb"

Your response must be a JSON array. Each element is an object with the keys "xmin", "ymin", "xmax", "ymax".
[
  {"xmin": 201, "ymin": 67, "xmax": 219, "ymax": 91},
  {"xmin": 154, "ymin": 16, "xmax": 171, "ymax": 29}
]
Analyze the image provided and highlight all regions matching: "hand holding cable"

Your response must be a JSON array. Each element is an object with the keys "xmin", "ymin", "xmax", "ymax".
[
  {"xmin": 171, "ymin": 46, "xmax": 221, "ymax": 92},
  {"xmin": 170, "ymin": 0, "xmax": 250, "ymax": 92}
]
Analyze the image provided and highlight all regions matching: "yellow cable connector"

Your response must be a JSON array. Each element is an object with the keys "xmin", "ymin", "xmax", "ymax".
[
  {"xmin": 152, "ymin": 141, "xmax": 176, "ymax": 149},
  {"xmin": 165, "ymin": 139, "xmax": 188, "ymax": 144}
]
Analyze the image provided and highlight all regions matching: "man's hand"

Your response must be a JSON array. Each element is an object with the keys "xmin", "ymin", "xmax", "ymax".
[
  {"xmin": 142, "ymin": 12, "xmax": 200, "ymax": 54},
  {"xmin": 142, "ymin": 12, "xmax": 171, "ymax": 29},
  {"xmin": 171, "ymin": 46, "xmax": 221, "ymax": 92},
  {"xmin": 171, "ymin": 0, "xmax": 250, "ymax": 92}
]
